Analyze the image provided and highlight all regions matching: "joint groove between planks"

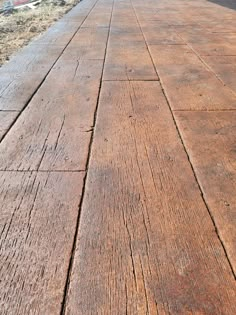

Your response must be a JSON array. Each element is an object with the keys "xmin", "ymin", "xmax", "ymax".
[
  {"xmin": 59, "ymin": 0, "xmax": 115, "ymax": 313},
  {"xmin": 155, "ymin": 54, "xmax": 236, "ymax": 281},
  {"xmin": 172, "ymin": 118, "xmax": 236, "ymax": 280},
  {"xmin": 161, "ymin": 57, "xmax": 236, "ymax": 280},
  {"xmin": 130, "ymin": 0, "xmax": 236, "ymax": 280},
  {"xmin": 1, "ymin": 0, "xmax": 236, "ymax": 313},
  {"xmin": 0, "ymin": 0, "xmax": 100, "ymax": 145}
]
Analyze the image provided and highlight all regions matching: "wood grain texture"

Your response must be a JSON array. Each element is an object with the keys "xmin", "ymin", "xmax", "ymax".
[
  {"xmin": 0, "ymin": 45, "xmax": 63, "ymax": 75},
  {"xmin": 65, "ymin": 81, "xmax": 236, "ymax": 315},
  {"xmin": 61, "ymin": 27, "xmax": 109, "ymax": 61},
  {"xmin": 175, "ymin": 111, "xmax": 236, "ymax": 274},
  {"xmin": 81, "ymin": 13, "xmax": 111, "ymax": 28},
  {"xmin": 176, "ymin": 31, "xmax": 226, "ymax": 45},
  {"xmin": 1, "ymin": 0, "xmax": 236, "ymax": 314},
  {"xmin": 157, "ymin": 64, "xmax": 236, "ymax": 110},
  {"xmin": 203, "ymin": 60, "xmax": 236, "ymax": 94},
  {"xmin": 190, "ymin": 42, "xmax": 236, "ymax": 56},
  {"xmin": 0, "ymin": 73, "xmax": 46, "ymax": 111},
  {"xmin": 0, "ymin": 0, "xmax": 100, "ymax": 112},
  {"xmin": 61, "ymin": 0, "xmax": 98, "ymax": 21},
  {"xmin": 142, "ymin": 28, "xmax": 184, "ymax": 45},
  {"xmin": 80, "ymin": 0, "xmax": 113, "ymax": 28},
  {"xmin": 111, "ymin": 3, "xmax": 138, "ymax": 28},
  {"xmin": 109, "ymin": 27, "xmax": 144, "ymax": 45},
  {"xmin": 104, "ymin": 44, "xmax": 157, "ymax": 81},
  {"xmin": 32, "ymin": 21, "xmax": 80, "ymax": 46},
  {"xmin": 0, "ymin": 171, "xmax": 85, "ymax": 315},
  {"xmin": 203, "ymin": 55, "xmax": 236, "ymax": 66},
  {"xmin": 149, "ymin": 44, "xmax": 202, "ymax": 65},
  {"xmin": 0, "ymin": 111, "xmax": 18, "ymax": 140},
  {"xmin": 203, "ymin": 55, "xmax": 236, "ymax": 93},
  {"xmin": 0, "ymin": 45, "xmax": 64, "ymax": 111},
  {"xmin": 0, "ymin": 60, "xmax": 103, "ymax": 171},
  {"xmin": 103, "ymin": 0, "xmax": 157, "ymax": 81}
]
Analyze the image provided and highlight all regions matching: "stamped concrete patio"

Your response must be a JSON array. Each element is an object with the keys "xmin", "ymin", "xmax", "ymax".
[{"xmin": 0, "ymin": 0, "xmax": 236, "ymax": 314}]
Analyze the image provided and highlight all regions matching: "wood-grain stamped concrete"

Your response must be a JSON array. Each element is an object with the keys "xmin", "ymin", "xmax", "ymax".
[{"xmin": 0, "ymin": 0, "xmax": 236, "ymax": 314}]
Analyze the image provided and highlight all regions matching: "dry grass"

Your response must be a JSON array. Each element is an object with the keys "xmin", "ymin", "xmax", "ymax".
[{"xmin": 0, "ymin": 0, "xmax": 80, "ymax": 66}]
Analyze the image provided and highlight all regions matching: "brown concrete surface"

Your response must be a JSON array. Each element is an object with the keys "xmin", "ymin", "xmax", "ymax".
[{"xmin": 0, "ymin": 0, "xmax": 236, "ymax": 314}]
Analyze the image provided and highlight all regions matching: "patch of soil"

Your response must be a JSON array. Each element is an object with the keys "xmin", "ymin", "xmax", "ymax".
[{"xmin": 0, "ymin": 0, "xmax": 80, "ymax": 66}]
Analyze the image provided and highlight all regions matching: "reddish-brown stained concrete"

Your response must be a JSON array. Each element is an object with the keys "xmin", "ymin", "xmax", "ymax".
[{"xmin": 0, "ymin": 0, "xmax": 236, "ymax": 314}]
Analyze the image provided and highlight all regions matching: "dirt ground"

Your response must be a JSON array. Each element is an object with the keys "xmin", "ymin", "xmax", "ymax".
[{"xmin": 0, "ymin": 0, "xmax": 80, "ymax": 66}]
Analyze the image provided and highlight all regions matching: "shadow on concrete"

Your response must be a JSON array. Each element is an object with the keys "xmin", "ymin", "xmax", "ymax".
[{"xmin": 208, "ymin": 0, "xmax": 236, "ymax": 10}]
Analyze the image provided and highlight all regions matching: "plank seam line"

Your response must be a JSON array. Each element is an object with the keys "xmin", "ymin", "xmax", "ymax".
[
  {"xmin": 131, "ymin": 0, "xmax": 236, "ymax": 280},
  {"xmin": 169, "ymin": 107, "xmax": 236, "ymax": 280},
  {"xmin": 59, "ymin": 0, "xmax": 115, "ymax": 314},
  {"xmin": 129, "ymin": 1, "xmax": 159, "ymax": 82},
  {"xmin": 0, "ymin": 0, "xmax": 100, "ymax": 145}
]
